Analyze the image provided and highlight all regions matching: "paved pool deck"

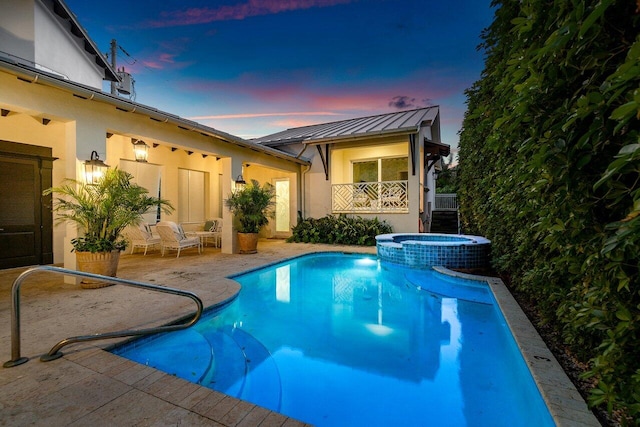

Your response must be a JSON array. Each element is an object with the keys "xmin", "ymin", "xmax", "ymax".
[{"xmin": 0, "ymin": 240, "xmax": 600, "ymax": 426}]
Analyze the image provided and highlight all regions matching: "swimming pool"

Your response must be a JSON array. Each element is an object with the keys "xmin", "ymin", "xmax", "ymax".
[{"xmin": 114, "ymin": 253, "xmax": 554, "ymax": 426}]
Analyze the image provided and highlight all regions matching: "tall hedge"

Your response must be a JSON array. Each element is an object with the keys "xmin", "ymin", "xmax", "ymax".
[{"xmin": 458, "ymin": 0, "xmax": 639, "ymax": 420}]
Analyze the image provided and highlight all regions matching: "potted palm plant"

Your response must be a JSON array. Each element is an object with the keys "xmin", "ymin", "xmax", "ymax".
[
  {"xmin": 225, "ymin": 179, "xmax": 275, "ymax": 254},
  {"xmin": 44, "ymin": 168, "xmax": 173, "ymax": 288}
]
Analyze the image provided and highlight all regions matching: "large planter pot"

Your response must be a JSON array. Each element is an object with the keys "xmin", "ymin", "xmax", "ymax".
[
  {"xmin": 237, "ymin": 232, "xmax": 259, "ymax": 254},
  {"xmin": 75, "ymin": 250, "xmax": 120, "ymax": 289}
]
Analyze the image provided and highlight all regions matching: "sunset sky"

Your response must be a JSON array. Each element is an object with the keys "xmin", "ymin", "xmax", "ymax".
[{"xmin": 65, "ymin": 0, "xmax": 494, "ymax": 153}]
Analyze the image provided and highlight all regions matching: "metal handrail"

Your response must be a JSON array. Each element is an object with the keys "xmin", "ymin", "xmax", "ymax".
[{"xmin": 3, "ymin": 265, "xmax": 203, "ymax": 368}]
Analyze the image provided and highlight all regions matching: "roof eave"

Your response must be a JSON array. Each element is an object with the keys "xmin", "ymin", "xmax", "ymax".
[
  {"xmin": 52, "ymin": 0, "xmax": 119, "ymax": 82},
  {"xmin": 0, "ymin": 59, "xmax": 309, "ymax": 166}
]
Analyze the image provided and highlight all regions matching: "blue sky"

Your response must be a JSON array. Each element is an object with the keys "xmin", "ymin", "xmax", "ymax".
[{"xmin": 66, "ymin": 0, "xmax": 494, "ymax": 153}]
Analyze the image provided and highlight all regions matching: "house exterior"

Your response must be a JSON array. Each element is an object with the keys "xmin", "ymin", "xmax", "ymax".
[
  {"xmin": 253, "ymin": 109, "xmax": 450, "ymax": 233},
  {"xmin": 0, "ymin": 0, "xmax": 448, "ymax": 272},
  {"xmin": 0, "ymin": 0, "xmax": 307, "ymax": 270}
]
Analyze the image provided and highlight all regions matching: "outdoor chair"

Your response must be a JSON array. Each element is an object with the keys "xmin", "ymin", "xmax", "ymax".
[
  {"xmin": 155, "ymin": 221, "xmax": 202, "ymax": 257},
  {"xmin": 122, "ymin": 223, "xmax": 161, "ymax": 255},
  {"xmin": 201, "ymin": 218, "xmax": 222, "ymax": 247}
]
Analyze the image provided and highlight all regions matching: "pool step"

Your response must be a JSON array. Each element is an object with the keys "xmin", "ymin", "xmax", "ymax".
[
  {"xmin": 404, "ymin": 270, "xmax": 494, "ymax": 304},
  {"xmin": 198, "ymin": 326, "xmax": 283, "ymax": 412}
]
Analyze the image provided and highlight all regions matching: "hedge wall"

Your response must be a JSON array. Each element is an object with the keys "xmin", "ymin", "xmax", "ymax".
[{"xmin": 458, "ymin": 0, "xmax": 639, "ymax": 420}]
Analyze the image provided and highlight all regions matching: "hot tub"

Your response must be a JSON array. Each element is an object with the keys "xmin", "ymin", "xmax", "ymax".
[{"xmin": 375, "ymin": 233, "xmax": 491, "ymax": 269}]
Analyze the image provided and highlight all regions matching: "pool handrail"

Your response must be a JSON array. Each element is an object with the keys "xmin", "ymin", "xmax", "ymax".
[{"xmin": 3, "ymin": 265, "xmax": 203, "ymax": 368}]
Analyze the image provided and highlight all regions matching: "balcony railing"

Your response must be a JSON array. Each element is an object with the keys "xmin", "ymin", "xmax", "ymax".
[
  {"xmin": 435, "ymin": 193, "xmax": 458, "ymax": 210},
  {"xmin": 332, "ymin": 181, "xmax": 408, "ymax": 213}
]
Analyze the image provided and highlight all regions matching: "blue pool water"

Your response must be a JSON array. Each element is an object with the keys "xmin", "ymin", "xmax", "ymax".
[{"xmin": 114, "ymin": 253, "xmax": 554, "ymax": 426}]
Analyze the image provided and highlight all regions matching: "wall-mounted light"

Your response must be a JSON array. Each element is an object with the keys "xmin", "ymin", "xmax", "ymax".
[
  {"xmin": 84, "ymin": 151, "xmax": 109, "ymax": 184},
  {"xmin": 235, "ymin": 174, "xmax": 246, "ymax": 190},
  {"xmin": 132, "ymin": 139, "xmax": 149, "ymax": 162}
]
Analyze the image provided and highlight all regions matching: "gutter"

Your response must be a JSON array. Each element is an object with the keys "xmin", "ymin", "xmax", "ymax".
[{"xmin": 0, "ymin": 59, "xmax": 309, "ymax": 166}]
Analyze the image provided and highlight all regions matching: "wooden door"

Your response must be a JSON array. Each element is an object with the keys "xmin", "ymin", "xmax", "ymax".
[{"xmin": 0, "ymin": 141, "xmax": 54, "ymax": 269}]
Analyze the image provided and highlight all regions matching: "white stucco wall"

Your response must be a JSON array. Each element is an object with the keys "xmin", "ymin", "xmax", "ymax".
[
  {"xmin": 0, "ymin": 0, "xmax": 36, "ymax": 62},
  {"xmin": 0, "ymin": 69, "xmax": 302, "ymax": 264},
  {"xmin": 34, "ymin": 1, "xmax": 104, "ymax": 87},
  {"xmin": 297, "ymin": 136, "xmax": 423, "ymax": 233}
]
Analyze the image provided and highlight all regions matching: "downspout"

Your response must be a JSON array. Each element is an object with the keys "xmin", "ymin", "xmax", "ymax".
[
  {"xmin": 301, "ymin": 164, "xmax": 311, "ymax": 219},
  {"xmin": 296, "ymin": 144, "xmax": 310, "ymax": 219}
]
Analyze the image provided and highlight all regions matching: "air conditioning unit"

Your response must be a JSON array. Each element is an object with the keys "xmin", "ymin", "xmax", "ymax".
[{"xmin": 116, "ymin": 71, "xmax": 132, "ymax": 95}]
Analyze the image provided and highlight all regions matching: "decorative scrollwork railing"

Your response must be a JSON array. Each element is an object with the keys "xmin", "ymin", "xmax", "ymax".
[{"xmin": 332, "ymin": 181, "xmax": 408, "ymax": 213}]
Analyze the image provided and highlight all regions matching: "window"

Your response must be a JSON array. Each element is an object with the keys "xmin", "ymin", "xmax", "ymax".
[{"xmin": 353, "ymin": 157, "xmax": 408, "ymax": 182}]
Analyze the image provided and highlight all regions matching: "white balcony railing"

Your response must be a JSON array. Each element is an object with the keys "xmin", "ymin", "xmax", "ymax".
[
  {"xmin": 332, "ymin": 181, "xmax": 408, "ymax": 213},
  {"xmin": 434, "ymin": 193, "xmax": 458, "ymax": 210}
]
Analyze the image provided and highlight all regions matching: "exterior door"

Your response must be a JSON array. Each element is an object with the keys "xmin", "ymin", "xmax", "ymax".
[
  {"xmin": 0, "ymin": 141, "xmax": 54, "ymax": 269},
  {"xmin": 274, "ymin": 178, "xmax": 290, "ymax": 237}
]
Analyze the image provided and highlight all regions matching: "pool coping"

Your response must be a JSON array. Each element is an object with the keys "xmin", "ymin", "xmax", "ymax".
[{"xmin": 433, "ymin": 267, "xmax": 600, "ymax": 427}]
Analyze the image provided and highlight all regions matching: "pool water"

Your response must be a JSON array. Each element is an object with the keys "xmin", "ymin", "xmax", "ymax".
[{"xmin": 114, "ymin": 253, "xmax": 554, "ymax": 426}]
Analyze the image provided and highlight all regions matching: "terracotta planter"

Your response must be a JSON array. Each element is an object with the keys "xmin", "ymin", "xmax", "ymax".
[
  {"xmin": 75, "ymin": 250, "xmax": 120, "ymax": 289},
  {"xmin": 237, "ymin": 232, "xmax": 259, "ymax": 254}
]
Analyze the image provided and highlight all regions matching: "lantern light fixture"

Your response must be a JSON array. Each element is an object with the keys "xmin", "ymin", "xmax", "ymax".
[
  {"xmin": 235, "ymin": 174, "xmax": 246, "ymax": 190},
  {"xmin": 132, "ymin": 139, "xmax": 149, "ymax": 162},
  {"xmin": 84, "ymin": 151, "xmax": 109, "ymax": 184}
]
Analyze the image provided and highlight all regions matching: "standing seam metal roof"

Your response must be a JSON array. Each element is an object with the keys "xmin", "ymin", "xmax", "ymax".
[{"xmin": 253, "ymin": 106, "xmax": 439, "ymax": 146}]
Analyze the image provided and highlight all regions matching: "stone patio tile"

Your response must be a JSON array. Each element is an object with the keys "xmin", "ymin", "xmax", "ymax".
[
  {"xmin": 149, "ymin": 406, "xmax": 225, "ymax": 426},
  {"xmin": 281, "ymin": 418, "xmax": 309, "ymax": 427},
  {"xmin": 1, "ymin": 371, "xmax": 130, "ymax": 426},
  {"xmin": 142, "ymin": 371, "xmax": 185, "ymax": 396},
  {"xmin": 49, "ymin": 345, "xmax": 101, "ymax": 363},
  {"xmin": 0, "ymin": 359, "xmax": 94, "ymax": 406},
  {"xmin": 257, "ymin": 411, "xmax": 288, "ymax": 427},
  {"xmin": 218, "ymin": 398, "xmax": 256, "ymax": 426},
  {"xmin": 179, "ymin": 385, "xmax": 217, "ymax": 410},
  {"xmin": 100, "ymin": 357, "xmax": 139, "ymax": 377},
  {"xmin": 71, "ymin": 349, "xmax": 128, "ymax": 374},
  {"xmin": 160, "ymin": 379, "xmax": 204, "ymax": 406},
  {"xmin": 190, "ymin": 389, "xmax": 226, "ymax": 414},
  {"xmin": 554, "ymin": 408, "xmax": 602, "ymax": 427},
  {"xmin": 236, "ymin": 405, "xmax": 271, "ymax": 427},
  {"xmin": 201, "ymin": 394, "xmax": 240, "ymax": 422},
  {"xmin": 112, "ymin": 361, "xmax": 158, "ymax": 385},
  {"xmin": 67, "ymin": 388, "xmax": 179, "ymax": 426},
  {"xmin": 131, "ymin": 367, "xmax": 166, "ymax": 390}
]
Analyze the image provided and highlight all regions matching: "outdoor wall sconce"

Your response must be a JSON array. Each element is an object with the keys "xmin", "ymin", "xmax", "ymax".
[
  {"xmin": 132, "ymin": 139, "xmax": 149, "ymax": 162},
  {"xmin": 235, "ymin": 174, "xmax": 246, "ymax": 190},
  {"xmin": 84, "ymin": 151, "xmax": 109, "ymax": 184}
]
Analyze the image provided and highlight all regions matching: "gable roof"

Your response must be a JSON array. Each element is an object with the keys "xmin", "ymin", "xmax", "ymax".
[
  {"xmin": 253, "ymin": 106, "xmax": 439, "ymax": 146},
  {"xmin": 45, "ymin": 0, "xmax": 119, "ymax": 82}
]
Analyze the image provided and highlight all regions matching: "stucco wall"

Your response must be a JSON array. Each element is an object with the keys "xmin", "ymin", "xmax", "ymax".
[{"xmin": 0, "ymin": 70, "xmax": 302, "ymax": 264}]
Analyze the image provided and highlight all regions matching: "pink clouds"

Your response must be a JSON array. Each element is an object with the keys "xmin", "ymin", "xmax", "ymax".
[{"xmin": 144, "ymin": 0, "xmax": 353, "ymax": 28}]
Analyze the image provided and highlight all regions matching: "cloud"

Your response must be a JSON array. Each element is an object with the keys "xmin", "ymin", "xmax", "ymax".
[
  {"xmin": 388, "ymin": 95, "xmax": 418, "ymax": 110},
  {"xmin": 144, "ymin": 0, "xmax": 353, "ymax": 28}
]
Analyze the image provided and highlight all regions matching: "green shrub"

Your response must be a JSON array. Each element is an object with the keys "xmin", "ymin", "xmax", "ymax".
[
  {"xmin": 458, "ymin": 0, "xmax": 639, "ymax": 420},
  {"xmin": 287, "ymin": 214, "xmax": 392, "ymax": 246}
]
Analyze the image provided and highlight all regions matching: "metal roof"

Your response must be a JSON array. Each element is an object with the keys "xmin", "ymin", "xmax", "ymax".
[{"xmin": 253, "ymin": 107, "xmax": 439, "ymax": 146}]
